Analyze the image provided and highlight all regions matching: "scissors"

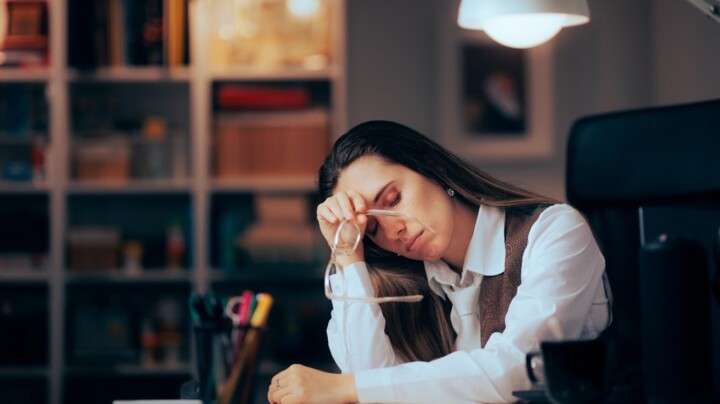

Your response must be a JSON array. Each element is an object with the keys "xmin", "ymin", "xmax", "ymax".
[
  {"xmin": 189, "ymin": 292, "xmax": 224, "ymax": 326},
  {"xmin": 225, "ymin": 290, "xmax": 254, "ymax": 361},
  {"xmin": 225, "ymin": 291, "xmax": 253, "ymax": 327}
]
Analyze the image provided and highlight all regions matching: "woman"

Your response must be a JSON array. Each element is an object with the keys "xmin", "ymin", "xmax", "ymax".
[{"xmin": 268, "ymin": 120, "xmax": 611, "ymax": 403}]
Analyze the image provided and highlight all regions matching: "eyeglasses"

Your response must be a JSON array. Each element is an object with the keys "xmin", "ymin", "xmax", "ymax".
[{"xmin": 323, "ymin": 209, "xmax": 435, "ymax": 304}]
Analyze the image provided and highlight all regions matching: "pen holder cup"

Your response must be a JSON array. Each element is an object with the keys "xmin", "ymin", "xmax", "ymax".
[
  {"xmin": 218, "ymin": 325, "xmax": 267, "ymax": 404},
  {"xmin": 182, "ymin": 324, "xmax": 267, "ymax": 404},
  {"xmin": 184, "ymin": 323, "xmax": 223, "ymax": 402}
]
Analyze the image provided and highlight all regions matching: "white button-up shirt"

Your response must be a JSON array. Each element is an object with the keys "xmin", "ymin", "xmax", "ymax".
[{"xmin": 326, "ymin": 204, "xmax": 610, "ymax": 403}]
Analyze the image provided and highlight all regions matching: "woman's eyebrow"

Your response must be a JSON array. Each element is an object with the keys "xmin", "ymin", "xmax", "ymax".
[{"xmin": 373, "ymin": 182, "xmax": 392, "ymax": 204}]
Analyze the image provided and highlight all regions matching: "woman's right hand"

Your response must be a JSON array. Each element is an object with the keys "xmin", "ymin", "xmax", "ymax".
[{"xmin": 316, "ymin": 190, "xmax": 368, "ymax": 265}]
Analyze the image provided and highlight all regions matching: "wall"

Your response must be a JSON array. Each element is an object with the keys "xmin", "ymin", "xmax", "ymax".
[
  {"xmin": 345, "ymin": 0, "xmax": 438, "ymax": 135},
  {"xmin": 652, "ymin": 0, "xmax": 720, "ymax": 104},
  {"xmin": 345, "ymin": 0, "xmax": 720, "ymax": 199}
]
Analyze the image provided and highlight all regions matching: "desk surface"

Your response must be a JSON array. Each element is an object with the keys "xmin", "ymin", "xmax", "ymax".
[{"xmin": 113, "ymin": 401, "xmax": 201, "ymax": 404}]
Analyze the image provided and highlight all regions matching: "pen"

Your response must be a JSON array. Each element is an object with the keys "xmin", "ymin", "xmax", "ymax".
[
  {"xmin": 249, "ymin": 292, "xmax": 273, "ymax": 328},
  {"xmin": 238, "ymin": 293, "xmax": 274, "ymax": 403},
  {"xmin": 232, "ymin": 290, "xmax": 254, "ymax": 360},
  {"xmin": 218, "ymin": 293, "xmax": 274, "ymax": 404},
  {"xmin": 238, "ymin": 290, "xmax": 253, "ymax": 325}
]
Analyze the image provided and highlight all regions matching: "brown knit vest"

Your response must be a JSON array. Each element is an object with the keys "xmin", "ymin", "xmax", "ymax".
[{"xmin": 478, "ymin": 206, "xmax": 548, "ymax": 347}]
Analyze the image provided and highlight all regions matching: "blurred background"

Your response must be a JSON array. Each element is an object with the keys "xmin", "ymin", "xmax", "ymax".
[{"xmin": 0, "ymin": 0, "xmax": 718, "ymax": 403}]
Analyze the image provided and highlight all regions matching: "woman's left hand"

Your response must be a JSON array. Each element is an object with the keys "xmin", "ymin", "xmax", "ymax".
[{"xmin": 268, "ymin": 364, "xmax": 357, "ymax": 404}]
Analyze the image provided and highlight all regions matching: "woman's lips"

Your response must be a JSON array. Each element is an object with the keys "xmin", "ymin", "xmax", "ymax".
[{"xmin": 406, "ymin": 231, "xmax": 423, "ymax": 252}]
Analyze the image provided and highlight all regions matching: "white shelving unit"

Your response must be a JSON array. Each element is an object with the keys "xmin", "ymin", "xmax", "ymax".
[{"xmin": 0, "ymin": 0, "xmax": 346, "ymax": 402}]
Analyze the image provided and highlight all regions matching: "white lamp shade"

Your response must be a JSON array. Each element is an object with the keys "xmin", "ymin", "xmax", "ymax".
[
  {"xmin": 458, "ymin": 0, "xmax": 590, "ymax": 48},
  {"xmin": 287, "ymin": 0, "xmax": 320, "ymax": 18}
]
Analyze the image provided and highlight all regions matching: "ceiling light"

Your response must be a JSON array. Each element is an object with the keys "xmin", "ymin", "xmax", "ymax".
[{"xmin": 458, "ymin": 0, "xmax": 590, "ymax": 49}]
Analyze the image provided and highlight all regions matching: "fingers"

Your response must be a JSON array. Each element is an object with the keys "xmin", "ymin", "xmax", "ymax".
[
  {"xmin": 268, "ymin": 375, "xmax": 289, "ymax": 404},
  {"xmin": 268, "ymin": 369, "xmax": 303, "ymax": 404},
  {"xmin": 317, "ymin": 190, "xmax": 368, "ymax": 225},
  {"xmin": 316, "ymin": 191, "xmax": 370, "ymax": 252},
  {"xmin": 269, "ymin": 365, "xmax": 335, "ymax": 404},
  {"xmin": 336, "ymin": 191, "xmax": 367, "ymax": 222}
]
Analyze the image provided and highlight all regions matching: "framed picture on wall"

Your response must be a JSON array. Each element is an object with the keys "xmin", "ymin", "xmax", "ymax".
[
  {"xmin": 461, "ymin": 43, "xmax": 527, "ymax": 135},
  {"xmin": 437, "ymin": 13, "xmax": 555, "ymax": 162}
]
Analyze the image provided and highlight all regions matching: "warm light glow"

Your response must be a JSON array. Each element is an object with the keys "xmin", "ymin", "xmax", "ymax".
[
  {"xmin": 483, "ymin": 14, "xmax": 566, "ymax": 49},
  {"xmin": 287, "ymin": 0, "xmax": 320, "ymax": 18},
  {"xmin": 218, "ymin": 24, "xmax": 235, "ymax": 40},
  {"xmin": 457, "ymin": 0, "xmax": 590, "ymax": 49}
]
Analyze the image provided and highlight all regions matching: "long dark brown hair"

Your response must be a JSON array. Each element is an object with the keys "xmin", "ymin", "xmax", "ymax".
[{"xmin": 317, "ymin": 120, "xmax": 557, "ymax": 362}]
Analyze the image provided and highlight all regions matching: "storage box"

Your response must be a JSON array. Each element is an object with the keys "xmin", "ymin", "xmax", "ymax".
[
  {"xmin": 68, "ymin": 227, "xmax": 121, "ymax": 271},
  {"xmin": 214, "ymin": 108, "xmax": 329, "ymax": 178},
  {"xmin": 73, "ymin": 139, "xmax": 130, "ymax": 181}
]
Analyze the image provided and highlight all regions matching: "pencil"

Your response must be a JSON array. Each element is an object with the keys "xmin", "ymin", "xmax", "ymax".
[{"xmin": 218, "ymin": 293, "xmax": 273, "ymax": 404}]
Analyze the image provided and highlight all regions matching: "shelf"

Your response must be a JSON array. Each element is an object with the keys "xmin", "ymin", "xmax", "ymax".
[
  {"xmin": 209, "ymin": 66, "xmax": 335, "ymax": 81},
  {"xmin": 0, "ymin": 135, "xmax": 48, "ymax": 145},
  {"xmin": 0, "ymin": 271, "xmax": 48, "ymax": 284},
  {"xmin": 0, "ymin": 69, "xmax": 51, "ymax": 82},
  {"xmin": 65, "ymin": 270, "xmax": 192, "ymax": 285},
  {"xmin": 67, "ymin": 67, "xmax": 190, "ymax": 82},
  {"xmin": 212, "ymin": 176, "xmax": 317, "ymax": 193},
  {"xmin": 0, "ymin": 365, "xmax": 48, "ymax": 379},
  {"xmin": 66, "ymin": 180, "xmax": 191, "ymax": 194},
  {"xmin": 210, "ymin": 268, "xmax": 324, "ymax": 284},
  {"xmin": 0, "ymin": 182, "xmax": 49, "ymax": 194},
  {"xmin": 0, "ymin": 1, "xmax": 346, "ymax": 403}
]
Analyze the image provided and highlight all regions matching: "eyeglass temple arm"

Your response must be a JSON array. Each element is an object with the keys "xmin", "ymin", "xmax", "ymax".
[{"xmin": 365, "ymin": 209, "xmax": 436, "ymax": 234}]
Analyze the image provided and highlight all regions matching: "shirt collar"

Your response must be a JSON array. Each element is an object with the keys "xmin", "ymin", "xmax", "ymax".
[
  {"xmin": 464, "ymin": 204, "xmax": 506, "ymax": 276},
  {"xmin": 424, "ymin": 205, "xmax": 506, "ymax": 296}
]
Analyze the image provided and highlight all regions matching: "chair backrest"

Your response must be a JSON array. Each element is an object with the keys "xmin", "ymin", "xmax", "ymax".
[{"xmin": 565, "ymin": 99, "xmax": 720, "ymax": 396}]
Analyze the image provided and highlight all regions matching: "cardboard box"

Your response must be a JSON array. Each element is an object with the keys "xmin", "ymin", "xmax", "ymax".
[
  {"xmin": 214, "ymin": 108, "xmax": 329, "ymax": 178},
  {"xmin": 74, "ymin": 139, "xmax": 130, "ymax": 181},
  {"xmin": 68, "ymin": 227, "xmax": 121, "ymax": 271}
]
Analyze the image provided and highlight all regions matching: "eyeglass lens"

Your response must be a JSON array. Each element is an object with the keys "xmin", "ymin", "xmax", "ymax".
[{"xmin": 325, "ymin": 209, "xmax": 430, "ymax": 304}]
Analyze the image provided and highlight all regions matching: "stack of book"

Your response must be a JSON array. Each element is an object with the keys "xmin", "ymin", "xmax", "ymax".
[
  {"xmin": 0, "ymin": 0, "xmax": 49, "ymax": 67},
  {"xmin": 214, "ymin": 107, "xmax": 329, "ymax": 178},
  {"xmin": 67, "ymin": 226, "xmax": 122, "ymax": 271},
  {"xmin": 67, "ymin": 0, "xmax": 189, "ymax": 68},
  {"xmin": 215, "ymin": 85, "xmax": 311, "ymax": 110},
  {"xmin": 236, "ymin": 194, "xmax": 323, "ymax": 266}
]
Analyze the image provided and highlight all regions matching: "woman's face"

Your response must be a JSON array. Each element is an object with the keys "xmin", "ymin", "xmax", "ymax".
[{"xmin": 334, "ymin": 155, "xmax": 455, "ymax": 262}]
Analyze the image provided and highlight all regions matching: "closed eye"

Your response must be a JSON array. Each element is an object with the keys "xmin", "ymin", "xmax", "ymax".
[
  {"xmin": 366, "ymin": 217, "xmax": 379, "ymax": 236},
  {"xmin": 368, "ymin": 192, "xmax": 401, "ymax": 237},
  {"xmin": 385, "ymin": 191, "xmax": 401, "ymax": 208}
]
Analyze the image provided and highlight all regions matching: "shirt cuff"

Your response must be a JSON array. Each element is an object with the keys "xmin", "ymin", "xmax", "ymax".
[
  {"xmin": 355, "ymin": 368, "xmax": 396, "ymax": 403},
  {"xmin": 329, "ymin": 262, "xmax": 376, "ymax": 298}
]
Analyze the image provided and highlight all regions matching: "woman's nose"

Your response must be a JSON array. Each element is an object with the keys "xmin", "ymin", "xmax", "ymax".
[{"xmin": 378, "ymin": 217, "xmax": 404, "ymax": 240}]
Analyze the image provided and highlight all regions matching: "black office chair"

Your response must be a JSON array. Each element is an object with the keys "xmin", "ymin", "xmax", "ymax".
[{"xmin": 565, "ymin": 99, "xmax": 720, "ymax": 402}]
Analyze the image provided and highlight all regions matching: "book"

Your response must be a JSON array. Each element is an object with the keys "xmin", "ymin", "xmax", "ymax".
[
  {"xmin": 1, "ymin": 0, "xmax": 49, "ymax": 53},
  {"xmin": 236, "ymin": 222, "xmax": 322, "ymax": 264},
  {"xmin": 68, "ymin": 0, "xmax": 99, "ymax": 68},
  {"xmin": 214, "ymin": 108, "xmax": 329, "ymax": 178},
  {"xmin": 216, "ymin": 85, "xmax": 311, "ymax": 110},
  {"xmin": 164, "ymin": 0, "xmax": 188, "ymax": 67},
  {"xmin": 254, "ymin": 194, "xmax": 309, "ymax": 225}
]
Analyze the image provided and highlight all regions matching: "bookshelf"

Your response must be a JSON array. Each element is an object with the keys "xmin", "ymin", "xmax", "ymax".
[{"xmin": 0, "ymin": 0, "xmax": 346, "ymax": 403}]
